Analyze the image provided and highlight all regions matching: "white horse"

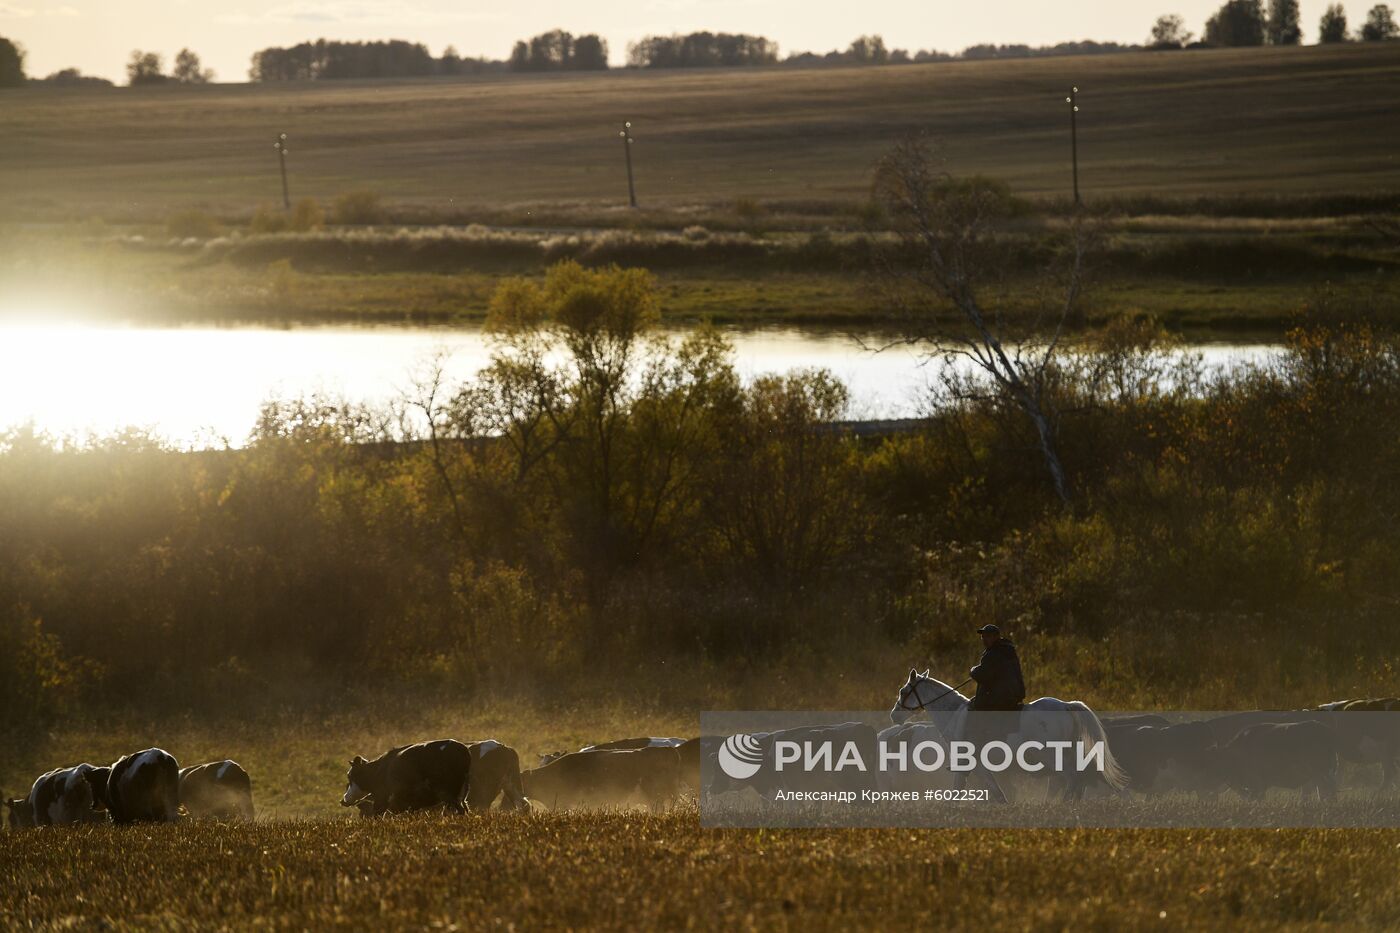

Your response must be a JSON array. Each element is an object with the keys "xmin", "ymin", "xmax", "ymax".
[{"xmin": 889, "ymin": 668, "xmax": 1129, "ymax": 800}]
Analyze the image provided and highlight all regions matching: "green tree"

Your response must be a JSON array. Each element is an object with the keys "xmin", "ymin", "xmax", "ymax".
[
  {"xmin": 1267, "ymin": 0, "xmax": 1303, "ymax": 42},
  {"xmin": 172, "ymin": 48, "xmax": 213, "ymax": 83},
  {"xmin": 1204, "ymin": 0, "xmax": 1267, "ymax": 45},
  {"xmin": 1319, "ymin": 4, "xmax": 1351, "ymax": 40},
  {"xmin": 847, "ymin": 34, "xmax": 889, "ymax": 63},
  {"xmin": 126, "ymin": 50, "xmax": 167, "ymax": 85},
  {"xmin": 1360, "ymin": 3, "xmax": 1399, "ymax": 37},
  {"xmin": 1149, "ymin": 14, "xmax": 1194, "ymax": 47},
  {"xmin": 570, "ymin": 34, "xmax": 609, "ymax": 70},
  {"xmin": 480, "ymin": 262, "xmax": 738, "ymax": 610},
  {"xmin": 0, "ymin": 36, "xmax": 25, "ymax": 87}
]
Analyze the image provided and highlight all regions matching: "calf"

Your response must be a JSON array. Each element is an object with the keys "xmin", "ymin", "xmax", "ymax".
[
  {"xmin": 6, "ymin": 764, "xmax": 109, "ymax": 827},
  {"xmin": 105, "ymin": 748, "xmax": 180, "ymax": 824},
  {"xmin": 179, "ymin": 761, "xmax": 255, "ymax": 820},
  {"xmin": 522, "ymin": 746, "xmax": 681, "ymax": 811},
  {"xmin": 341, "ymin": 739, "xmax": 470, "ymax": 815},
  {"xmin": 1217, "ymin": 720, "xmax": 1339, "ymax": 800}
]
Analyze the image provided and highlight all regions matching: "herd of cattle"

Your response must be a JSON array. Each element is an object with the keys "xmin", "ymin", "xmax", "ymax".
[
  {"xmin": 5, "ymin": 749, "xmax": 254, "ymax": 827},
  {"xmin": 5, "ymin": 736, "xmax": 704, "ymax": 828},
  {"xmin": 1094, "ymin": 699, "xmax": 1400, "ymax": 799},
  {"xmin": 5, "ymin": 698, "xmax": 1398, "ymax": 827}
]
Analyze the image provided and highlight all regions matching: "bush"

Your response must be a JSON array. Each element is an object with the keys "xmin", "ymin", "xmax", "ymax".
[
  {"xmin": 0, "ymin": 606, "xmax": 87, "ymax": 742},
  {"xmin": 332, "ymin": 190, "xmax": 386, "ymax": 226},
  {"xmin": 166, "ymin": 209, "xmax": 222, "ymax": 239},
  {"xmin": 249, "ymin": 198, "xmax": 324, "ymax": 234}
]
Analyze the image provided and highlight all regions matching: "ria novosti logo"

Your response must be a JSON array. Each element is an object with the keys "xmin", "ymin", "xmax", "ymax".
[
  {"xmin": 715, "ymin": 730, "xmax": 1114, "ymax": 780},
  {"xmin": 717, "ymin": 733, "xmax": 765, "ymax": 779}
]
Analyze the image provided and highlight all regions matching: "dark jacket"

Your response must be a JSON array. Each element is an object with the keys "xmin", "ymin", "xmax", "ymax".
[{"xmin": 969, "ymin": 639, "xmax": 1026, "ymax": 711}]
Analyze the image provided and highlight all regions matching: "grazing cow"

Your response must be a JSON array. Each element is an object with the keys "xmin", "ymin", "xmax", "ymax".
[
  {"xmin": 675, "ymin": 737, "xmax": 704, "ymax": 795},
  {"xmin": 539, "ymin": 737, "xmax": 686, "ymax": 768},
  {"xmin": 463, "ymin": 740, "xmax": 527, "ymax": 811},
  {"xmin": 1311, "ymin": 697, "xmax": 1400, "ymax": 790},
  {"xmin": 179, "ymin": 761, "xmax": 255, "ymax": 820},
  {"xmin": 1216, "ymin": 720, "xmax": 1339, "ymax": 800},
  {"xmin": 1103, "ymin": 720, "xmax": 1219, "ymax": 795},
  {"xmin": 6, "ymin": 764, "xmax": 109, "ymax": 827},
  {"xmin": 522, "ymin": 746, "xmax": 681, "ymax": 811},
  {"xmin": 340, "ymin": 740, "xmax": 471, "ymax": 815},
  {"xmin": 105, "ymin": 749, "xmax": 180, "ymax": 824}
]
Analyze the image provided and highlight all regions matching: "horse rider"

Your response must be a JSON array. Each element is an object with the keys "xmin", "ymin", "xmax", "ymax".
[{"xmin": 968, "ymin": 623, "xmax": 1026, "ymax": 714}]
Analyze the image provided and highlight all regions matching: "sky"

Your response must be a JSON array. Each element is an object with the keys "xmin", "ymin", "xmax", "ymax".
[{"xmin": 1, "ymin": 1, "xmax": 1344, "ymax": 83}]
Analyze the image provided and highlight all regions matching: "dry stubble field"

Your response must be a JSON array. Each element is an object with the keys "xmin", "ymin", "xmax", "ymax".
[{"xmin": 2, "ymin": 703, "xmax": 1399, "ymax": 930}]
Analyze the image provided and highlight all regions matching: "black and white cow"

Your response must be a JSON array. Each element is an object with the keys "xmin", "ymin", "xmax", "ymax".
[
  {"xmin": 179, "ymin": 760, "xmax": 256, "ymax": 820},
  {"xmin": 462, "ymin": 740, "xmax": 527, "ymax": 812},
  {"xmin": 522, "ymin": 745, "xmax": 682, "ymax": 811},
  {"xmin": 104, "ymin": 748, "xmax": 180, "ymax": 824},
  {"xmin": 5, "ymin": 764, "xmax": 109, "ymax": 827},
  {"xmin": 340, "ymin": 739, "xmax": 471, "ymax": 815}
]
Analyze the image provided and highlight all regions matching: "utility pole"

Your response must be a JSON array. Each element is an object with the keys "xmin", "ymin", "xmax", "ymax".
[
  {"xmin": 274, "ymin": 132, "xmax": 290, "ymax": 209},
  {"xmin": 618, "ymin": 121, "xmax": 637, "ymax": 208},
  {"xmin": 1065, "ymin": 87, "xmax": 1080, "ymax": 206}
]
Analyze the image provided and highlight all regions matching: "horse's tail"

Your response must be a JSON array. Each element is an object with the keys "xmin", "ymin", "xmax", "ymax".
[{"xmin": 1066, "ymin": 701, "xmax": 1130, "ymax": 791}]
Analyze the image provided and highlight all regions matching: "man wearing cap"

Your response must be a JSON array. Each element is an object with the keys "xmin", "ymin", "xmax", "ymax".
[{"xmin": 968, "ymin": 624, "xmax": 1026, "ymax": 713}]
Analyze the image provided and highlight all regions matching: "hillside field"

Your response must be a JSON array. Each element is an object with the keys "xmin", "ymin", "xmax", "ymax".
[{"xmin": 2, "ymin": 43, "xmax": 1399, "ymax": 221}]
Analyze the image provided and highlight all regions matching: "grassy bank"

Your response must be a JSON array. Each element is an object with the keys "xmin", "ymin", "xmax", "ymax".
[{"xmin": 4, "ymin": 213, "xmax": 1396, "ymax": 332}]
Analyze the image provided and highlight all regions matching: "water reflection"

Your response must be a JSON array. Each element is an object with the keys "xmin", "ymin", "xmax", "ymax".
[{"xmin": 0, "ymin": 323, "xmax": 1280, "ymax": 449}]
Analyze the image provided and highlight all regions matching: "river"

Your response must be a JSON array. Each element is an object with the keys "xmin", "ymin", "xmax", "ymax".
[{"xmin": 0, "ymin": 322, "xmax": 1280, "ymax": 448}]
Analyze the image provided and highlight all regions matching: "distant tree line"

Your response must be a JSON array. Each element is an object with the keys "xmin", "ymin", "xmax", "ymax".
[
  {"xmin": 627, "ymin": 32, "xmax": 778, "ymax": 68},
  {"xmin": 248, "ymin": 39, "xmax": 499, "ymax": 81},
  {"xmin": 1149, "ymin": 1, "xmax": 1398, "ymax": 48},
  {"xmin": 127, "ymin": 48, "xmax": 214, "ymax": 85},
  {"xmin": 509, "ymin": 30, "xmax": 608, "ymax": 71}
]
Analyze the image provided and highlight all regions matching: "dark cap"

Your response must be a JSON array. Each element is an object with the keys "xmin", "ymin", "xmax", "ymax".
[{"xmin": 976, "ymin": 624, "xmax": 1000, "ymax": 636}]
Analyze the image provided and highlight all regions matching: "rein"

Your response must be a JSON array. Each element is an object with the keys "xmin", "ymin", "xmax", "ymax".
[{"xmin": 902, "ymin": 676, "xmax": 972, "ymax": 712}]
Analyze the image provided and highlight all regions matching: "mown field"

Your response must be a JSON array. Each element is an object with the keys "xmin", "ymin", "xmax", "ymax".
[
  {"xmin": 4, "ymin": 812, "xmax": 1400, "ymax": 930},
  {"xmin": 2, "ymin": 44, "xmax": 1398, "ymax": 221},
  {"xmin": 2, "ymin": 43, "xmax": 1397, "ymax": 331}
]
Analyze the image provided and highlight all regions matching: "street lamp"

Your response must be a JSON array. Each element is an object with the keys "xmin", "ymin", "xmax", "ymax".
[
  {"xmin": 273, "ymin": 132, "xmax": 290, "ymax": 209},
  {"xmin": 1065, "ymin": 88, "xmax": 1081, "ymax": 206},
  {"xmin": 619, "ymin": 121, "xmax": 637, "ymax": 209}
]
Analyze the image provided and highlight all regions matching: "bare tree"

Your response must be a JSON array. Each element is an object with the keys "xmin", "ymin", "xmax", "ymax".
[{"xmin": 871, "ymin": 136, "xmax": 1097, "ymax": 505}]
